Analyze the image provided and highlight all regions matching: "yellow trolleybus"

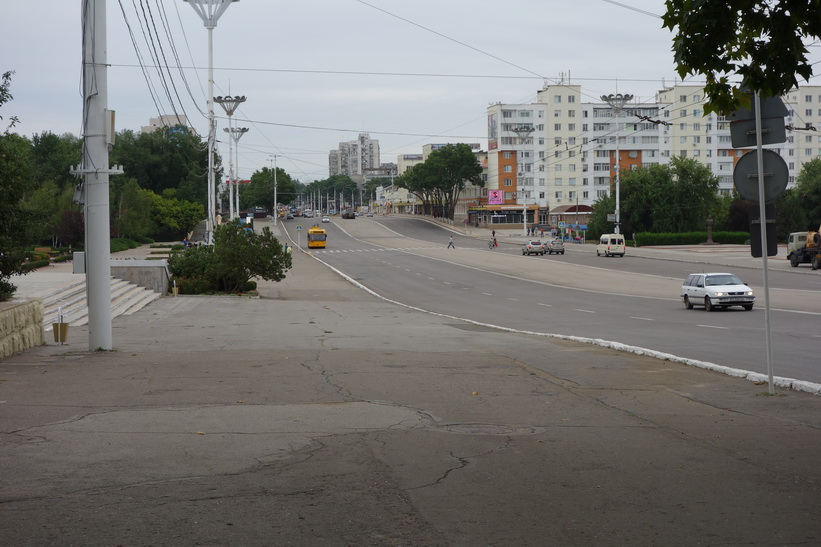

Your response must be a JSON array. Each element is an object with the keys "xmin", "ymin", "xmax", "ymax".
[{"xmin": 307, "ymin": 225, "xmax": 327, "ymax": 248}]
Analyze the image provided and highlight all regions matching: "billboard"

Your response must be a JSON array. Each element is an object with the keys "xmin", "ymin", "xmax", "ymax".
[{"xmin": 487, "ymin": 189, "xmax": 504, "ymax": 205}]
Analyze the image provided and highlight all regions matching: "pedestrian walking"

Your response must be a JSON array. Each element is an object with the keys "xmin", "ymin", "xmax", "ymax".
[
  {"xmin": 447, "ymin": 236, "xmax": 455, "ymax": 249},
  {"xmin": 488, "ymin": 239, "xmax": 494, "ymax": 249},
  {"xmin": 493, "ymin": 238, "xmax": 498, "ymax": 248},
  {"xmin": 492, "ymin": 229, "xmax": 496, "ymax": 239}
]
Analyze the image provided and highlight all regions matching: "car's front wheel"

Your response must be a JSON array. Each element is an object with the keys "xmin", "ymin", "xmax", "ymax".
[
  {"xmin": 705, "ymin": 296, "xmax": 714, "ymax": 312},
  {"xmin": 683, "ymin": 296, "xmax": 693, "ymax": 309}
]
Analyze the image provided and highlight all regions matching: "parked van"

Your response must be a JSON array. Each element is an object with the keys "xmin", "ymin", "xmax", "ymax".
[{"xmin": 596, "ymin": 234, "xmax": 626, "ymax": 257}]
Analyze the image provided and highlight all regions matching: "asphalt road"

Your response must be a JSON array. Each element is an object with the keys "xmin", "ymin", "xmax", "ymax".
[
  {"xmin": 2, "ymin": 219, "xmax": 820, "ymax": 546},
  {"xmin": 284, "ymin": 216, "xmax": 821, "ymax": 385}
]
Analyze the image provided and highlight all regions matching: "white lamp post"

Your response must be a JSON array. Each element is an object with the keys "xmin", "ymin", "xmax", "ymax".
[
  {"xmin": 600, "ymin": 93, "xmax": 633, "ymax": 234},
  {"xmin": 512, "ymin": 125, "xmax": 535, "ymax": 236},
  {"xmin": 228, "ymin": 126, "xmax": 248, "ymax": 217},
  {"xmin": 183, "ymin": 0, "xmax": 240, "ymax": 244},
  {"xmin": 269, "ymin": 154, "xmax": 281, "ymax": 223},
  {"xmin": 215, "ymin": 95, "xmax": 246, "ymax": 221}
]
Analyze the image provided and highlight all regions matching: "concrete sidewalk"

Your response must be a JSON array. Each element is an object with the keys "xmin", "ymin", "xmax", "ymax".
[{"xmin": 1, "ymin": 223, "xmax": 820, "ymax": 546}]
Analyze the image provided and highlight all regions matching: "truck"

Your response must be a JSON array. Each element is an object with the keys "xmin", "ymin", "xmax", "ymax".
[{"xmin": 787, "ymin": 224, "xmax": 821, "ymax": 270}]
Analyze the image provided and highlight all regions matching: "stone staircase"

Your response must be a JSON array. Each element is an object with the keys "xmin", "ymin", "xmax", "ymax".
[{"xmin": 42, "ymin": 276, "xmax": 161, "ymax": 330}]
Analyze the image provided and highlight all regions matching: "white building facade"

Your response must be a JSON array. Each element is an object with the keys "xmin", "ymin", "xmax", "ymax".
[
  {"xmin": 329, "ymin": 132, "xmax": 381, "ymax": 183},
  {"xmin": 485, "ymin": 83, "xmax": 821, "ymax": 227}
]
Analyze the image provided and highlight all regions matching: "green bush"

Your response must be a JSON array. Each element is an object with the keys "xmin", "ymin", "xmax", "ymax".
[
  {"xmin": 243, "ymin": 280, "xmax": 257, "ymax": 291},
  {"xmin": 167, "ymin": 223, "xmax": 291, "ymax": 294},
  {"xmin": 20, "ymin": 259, "xmax": 51, "ymax": 272},
  {"xmin": 52, "ymin": 255, "xmax": 73, "ymax": 263},
  {"xmin": 635, "ymin": 231, "xmax": 749, "ymax": 246},
  {"xmin": 110, "ymin": 238, "xmax": 141, "ymax": 253}
]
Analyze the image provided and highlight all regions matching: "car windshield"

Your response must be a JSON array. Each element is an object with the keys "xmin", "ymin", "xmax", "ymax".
[{"xmin": 706, "ymin": 274, "xmax": 742, "ymax": 286}]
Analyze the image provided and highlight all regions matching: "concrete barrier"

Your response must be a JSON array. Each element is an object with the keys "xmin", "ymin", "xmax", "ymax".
[
  {"xmin": 110, "ymin": 259, "xmax": 170, "ymax": 295},
  {"xmin": 0, "ymin": 299, "xmax": 45, "ymax": 359}
]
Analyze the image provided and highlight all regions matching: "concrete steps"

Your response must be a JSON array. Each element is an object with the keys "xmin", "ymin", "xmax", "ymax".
[{"xmin": 42, "ymin": 277, "xmax": 161, "ymax": 330}]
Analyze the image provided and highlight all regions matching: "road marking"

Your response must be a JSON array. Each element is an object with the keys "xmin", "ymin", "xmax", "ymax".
[
  {"xmin": 698, "ymin": 325, "xmax": 729, "ymax": 330},
  {"xmin": 630, "ymin": 317, "xmax": 654, "ymax": 321},
  {"xmin": 443, "ymin": 281, "xmax": 451, "ymax": 285},
  {"xmin": 574, "ymin": 309, "xmax": 596, "ymax": 313},
  {"xmin": 482, "ymin": 292, "xmax": 493, "ymax": 296},
  {"xmin": 427, "ymin": 277, "xmax": 435, "ymax": 280},
  {"xmin": 537, "ymin": 303, "xmax": 551, "ymax": 307},
  {"xmin": 507, "ymin": 298, "xmax": 519, "ymax": 301}
]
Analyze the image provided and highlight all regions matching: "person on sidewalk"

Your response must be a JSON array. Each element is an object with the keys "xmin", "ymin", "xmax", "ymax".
[{"xmin": 447, "ymin": 236, "xmax": 455, "ymax": 249}]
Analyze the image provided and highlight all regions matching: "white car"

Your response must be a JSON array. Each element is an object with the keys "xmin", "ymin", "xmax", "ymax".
[
  {"xmin": 321, "ymin": 216, "xmax": 330, "ymax": 223},
  {"xmin": 681, "ymin": 272, "xmax": 754, "ymax": 311}
]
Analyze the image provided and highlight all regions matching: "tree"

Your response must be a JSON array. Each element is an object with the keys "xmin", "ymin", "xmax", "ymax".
[
  {"xmin": 168, "ymin": 222, "xmax": 291, "ymax": 294},
  {"xmin": 662, "ymin": 1, "xmax": 821, "ymax": 114},
  {"xmin": 113, "ymin": 178, "xmax": 155, "ymax": 240},
  {"xmin": 395, "ymin": 143, "xmax": 483, "ymax": 219},
  {"xmin": 591, "ymin": 157, "xmax": 720, "ymax": 237},
  {"xmin": 0, "ymin": 72, "xmax": 35, "ymax": 300},
  {"xmin": 242, "ymin": 166, "xmax": 297, "ymax": 211},
  {"xmin": 792, "ymin": 157, "xmax": 821, "ymax": 226}
]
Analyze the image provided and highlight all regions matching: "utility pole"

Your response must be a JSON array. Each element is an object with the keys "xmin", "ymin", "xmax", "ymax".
[
  {"xmin": 184, "ymin": 0, "xmax": 240, "ymax": 244},
  {"xmin": 71, "ymin": 0, "xmax": 123, "ymax": 351}
]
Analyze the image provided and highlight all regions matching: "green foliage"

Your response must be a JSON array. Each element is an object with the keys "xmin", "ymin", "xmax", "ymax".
[
  {"xmin": 146, "ymin": 191, "xmax": 204, "ymax": 237},
  {"xmin": 635, "ymin": 231, "xmax": 749, "ymax": 246},
  {"xmin": 394, "ymin": 143, "xmax": 483, "ymax": 219},
  {"xmin": 240, "ymin": 166, "xmax": 297, "ymax": 211},
  {"xmin": 662, "ymin": 1, "xmax": 821, "ymax": 114},
  {"xmin": 168, "ymin": 223, "xmax": 292, "ymax": 294},
  {"xmin": 110, "ymin": 238, "xmax": 141, "ymax": 253},
  {"xmin": 0, "ymin": 72, "xmax": 34, "ymax": 300}
]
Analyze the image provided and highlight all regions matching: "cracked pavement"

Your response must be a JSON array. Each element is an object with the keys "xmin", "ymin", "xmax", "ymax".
[{"xmin": 1, "ymin": 247, "xmax": 820, "ymax": 546}]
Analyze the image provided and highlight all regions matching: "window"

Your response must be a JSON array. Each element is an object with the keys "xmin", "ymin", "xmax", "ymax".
[
  {"xmin": 681, "ymin": 109, "xmax": 688, "ymax": 117},
  {"xmin": 680, "ymin": 136, "xmax": 687, "ymax": 143},
  {"xmin": 568, "ymin": 95, "xmax": 575, "ymax": 103},
  {"xmin": 555, "ymin": 178, "xmax": 563, "ymax": 186},
  {"xmin": 806, "ymin": 95, "xmax": 813, "ymax": 102},
  {"xmin": 554, "ymin": 137, "xmax": 562, "ymax": 145},
  {"xmin": 806, "ymin": 109, "xmax": 813, "ymax": 117},
  {"xmin": 555, "ymin": 164, "xmax": 562, "ymax": 172},
  {"xmin": 694, "ymin": 136, "xmax": 701, "ymax": 143},
  {"xmin": 693, "ymin": 123, "xmax": 701, "ymax": 131},
  {"xmin": 519, "ymin": 110, "xmax": 532, "ymax": 118},
  {"xmin": 554, "ymin": 95, "xmax": 562, "ymax": 103},
  {"xmin": 503, "ymin": 151, "xmax": 512, "ymax": 159},
  {"xmin": 568, "ymin": 110, "xmax": 576, "ymax": 117},
  {"xmin": 693, "ymin": 109, "xmax": 701, "ymax": 117},
  {"xmin": 502, "ymin": 110, "xmax": 514, "ymax": 118},
  {"xmin": 554, "ymin": 110, "xmax": 561, "ymax": 117},
  {"xmin": 594, "ymin": 163, "xmax": 610, "ymax": 172},
  {"xmin": 680, "ymin": 123, "xmax": 687, "ymax": 131},
  {"xmin": 583, "ymin": 191, "xmax": 589, "ymax": 198},
  {"xmin": 568, "ymin": 124, "xmax": 576, "ymax": 131},
  {"xmin": 539, "ymin": 192, "xmax": 545, "ymax": 199},
  {"xmin": 503, "ymin": 178, "xmax": 513, "ymax": 186},
  {"xmin": 568, "ymin": 137, "xmax": 576, "ymax": 145},
  {"xmin": 569, "ymin": 177, "xmax": 576, "ymax": 186},
  {"xmin": 569, "ymin": 191, "xmax": 576, "ymax": 199},
  {"xmin": 554, "ymin": 124, "xmax": 562, "ymax": 131},
  {"xmin": 504, "ymin": 165, "xmax": 512, "ymax": 173},
  {"xmin": 680, "ymin": 95, "xmax": 687, "ymax": 102},
  {"xmin": 555, "ymin": 191, "xmax": 563, "ymax": 200}
]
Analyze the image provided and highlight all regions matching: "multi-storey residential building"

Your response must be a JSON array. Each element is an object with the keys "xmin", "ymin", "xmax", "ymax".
[
  {"xmin": 485, "ymin": 83, "xmax": 821, "ymax": 229},
  {"xmin": 140, "ymin": 114, "xmax": 190, "ymax": 134},
  {"xmin": 328, "ymin": 132, "xmax": 380, "ymax": 183}
]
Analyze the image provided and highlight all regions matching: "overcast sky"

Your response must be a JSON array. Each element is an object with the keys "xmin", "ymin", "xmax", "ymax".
[{"xmin": 2, "ymin": 1, "xmax": 792, "ymax": 183}]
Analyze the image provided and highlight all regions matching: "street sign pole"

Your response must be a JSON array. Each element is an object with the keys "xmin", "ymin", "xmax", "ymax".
[{"xmin": 753, "ymin": 92, "xmax": 775, "ymax": 395}]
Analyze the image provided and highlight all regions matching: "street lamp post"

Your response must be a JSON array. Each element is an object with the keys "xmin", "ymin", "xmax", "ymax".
[
  {"xmin": 183, "ymin": 0, "xmax": 240, "ymax": 244},
  {"xmin": 512, "ymin": 125, "xmax": 535, "ymax": 236},
  {"xmin": 269, "ymin": 154, "xmax": 280, "ymax": 223},
  {"xmin": 228, "ymin": 126, "xmax": 248, "ymax": 217},
  {"xmin": 215, "ymin": 95, "xmax": 246, "ymax": 221},
  {"xmin": 600, "ymin": 93, "xmax": 633, "ymax": 234}
]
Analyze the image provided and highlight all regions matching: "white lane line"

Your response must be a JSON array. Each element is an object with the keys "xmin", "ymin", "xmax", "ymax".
[
  {"xmin": 631, "ymin": 317, "xmax": 654, "ymax": 321},
  {"xmin": 574, "ymin": 309, "xmax": 596, "ymax": 313},
  {"xmin": 482, "ymin": 292, "xmax": 493, "ymax": 296},
  {"xmin": 537, "ymin": 303, "xmax": 552, "ymax": 307},
  {"xmin": 443, "ymin": 281, "xmax": 451, "ymax": 285},
  {"xmin": 698, "ymin": 325, "xmax": 729, "ymax": 330},
  {"xmin": 427, "ymin": 277, "xmax": 435, "ymax": 280},
  {"xmin": 507, "ymin": 298, "xmax": 519, "ymax": 302}
]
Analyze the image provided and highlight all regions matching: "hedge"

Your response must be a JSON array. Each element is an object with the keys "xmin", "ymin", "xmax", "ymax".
[{"xmin": 635, "ymin": 231, "xmax": 749, "ymax": 247}]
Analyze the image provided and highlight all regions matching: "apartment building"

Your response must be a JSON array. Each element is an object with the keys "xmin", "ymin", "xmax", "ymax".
[
  {"xmin": 485, "ymin": 83, "xmax": 821, "ymax": 227},
  {"xmin": 328, "ymin": 132, "xmax": 381, "ymax": 183}
]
